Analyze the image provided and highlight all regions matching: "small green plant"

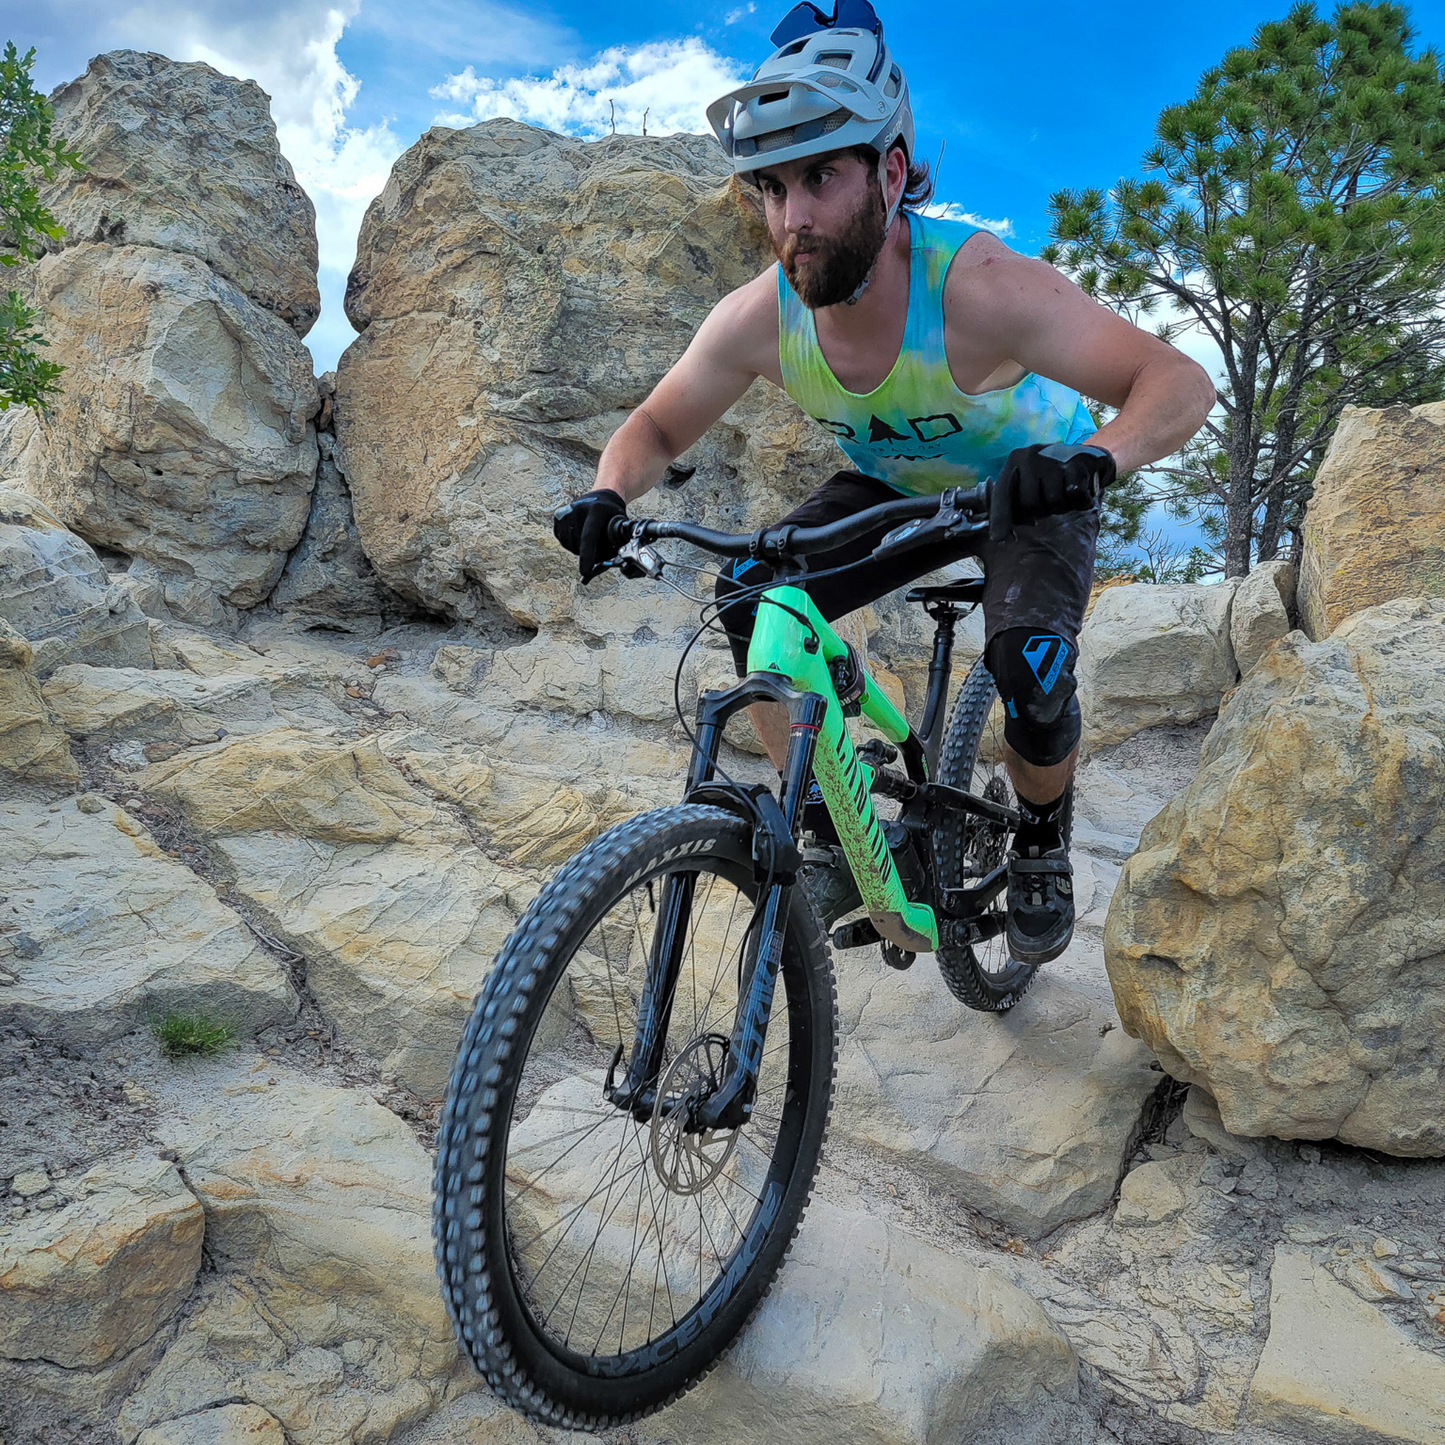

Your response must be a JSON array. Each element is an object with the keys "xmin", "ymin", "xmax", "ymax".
[{"xmin": 153, "ymin": 1009, "xmax": 235, "ymax": 1058}]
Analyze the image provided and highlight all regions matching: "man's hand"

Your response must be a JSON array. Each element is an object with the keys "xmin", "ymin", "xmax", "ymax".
[
  {"xmin": 553, "ymin": 489, "xmax": 629, "ymax": 582},
  {"xmin": 999, "ymin": 443, "xmax": 1116, "ymax": 525}
]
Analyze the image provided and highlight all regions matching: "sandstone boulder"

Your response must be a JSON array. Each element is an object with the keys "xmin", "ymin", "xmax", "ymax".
[
  {"xmin": 0, "ymin": 619, "xmax": 77, "ymax": 785},
  {"xmin": 832, "ymin": 964, "xmax": 1160, "ymax": 1237},
  {"xmin": 0, "ymin": 1152, "xmax": 203, "ymax": 1369},
  {"xmin": 0, "ymin": 244, "xmax": 318, "ymax": 624},
  {"xmin": 1298, "ymin": 401, "xmax": 1445, "ymax": 640},
  {"xmin": 133, "ymin": 1073, "xmax": 462, "ymax": 1444},
  {"xmin": 0, "ymin": 247, "xmax": 317, "ymax": 621},
  {"xmin": 0, "ymin": 791, "xmax": 296, "ymax": 1047},
  {"xmin": 334, "ymin": 121, "xmax": 860, "ymax": 735},
  {"xmin": 1079, "ymin": 580, "xmax": 1240, "ymax": 751},
  {"xmin": 1229, "ymin": 557, "xmax": 1295, "ymax": 675},
  {"xmin": 43, "ymin": 51, "xmax": 319, "ymax": 334},
  {"xmin": 1246, "ymin": 1246, "xmax": 1445, "ymax": 1444},
  {"xmin": 0, "ymin": 487, "xmax": 151, "ymax": 673},
  {"xmin": 1105, "ymin": 597, "xmax": 1445, "ymax": 1155}
]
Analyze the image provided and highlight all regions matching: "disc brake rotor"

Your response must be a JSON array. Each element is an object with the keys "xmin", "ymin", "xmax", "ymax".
[{"xmin": 648, "ymin": 1033, "xmax": 740, "ymax": 1196}]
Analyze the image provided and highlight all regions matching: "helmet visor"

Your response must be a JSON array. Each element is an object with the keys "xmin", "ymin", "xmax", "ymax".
[{"xmin": 769, "ymin": 0, "xmax": 881, "ymax": 48}]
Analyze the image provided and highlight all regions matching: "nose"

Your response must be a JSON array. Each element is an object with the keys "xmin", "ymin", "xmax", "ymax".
[{"xmin": 780, "ymin": 187, "xmax": 814, "ymax": 240}]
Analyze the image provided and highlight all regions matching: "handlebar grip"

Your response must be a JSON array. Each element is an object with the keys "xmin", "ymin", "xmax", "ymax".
[{"xmin": 987, "ymin": 475, "xmax": 1014, "ymax": 544}]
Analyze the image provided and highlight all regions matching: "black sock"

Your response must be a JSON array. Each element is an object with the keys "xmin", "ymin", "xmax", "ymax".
[{"xmin": 1013, "ymin": 788, "xmax": 1068, "ymax": 857}]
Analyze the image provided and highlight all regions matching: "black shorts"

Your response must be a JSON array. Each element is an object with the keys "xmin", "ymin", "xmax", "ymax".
[{"xmin": 714, "ymin": 470, "xmax": 1099, "ymax": 675}]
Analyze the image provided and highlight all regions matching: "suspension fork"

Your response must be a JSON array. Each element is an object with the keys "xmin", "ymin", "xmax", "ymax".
[
  {"xmin": 608, "ymin": 674, "xmax": 816, "ymax": 1125},
  {"xmin": 695, "ymin": 693, "xmax": 821, "ymax": 1131}
]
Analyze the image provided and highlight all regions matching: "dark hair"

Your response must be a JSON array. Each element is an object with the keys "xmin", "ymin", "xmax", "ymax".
[{"xmin": 850, "ymin": 142, "xmax": 935, "ymax": 212}]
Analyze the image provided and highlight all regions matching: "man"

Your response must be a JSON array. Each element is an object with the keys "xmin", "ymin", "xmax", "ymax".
[{"xmin": 556, "ymin": 1, "xmax": 1213, "ymax": 965}]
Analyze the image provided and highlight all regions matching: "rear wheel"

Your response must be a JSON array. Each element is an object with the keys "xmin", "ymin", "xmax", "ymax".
[
  {"xmin": 433, "ymin": 805, "xmax": 836, "ymax": 1428},
  {"xmin": 932, "ymin": 656, "xmax": 1040, "ymax": 1011}
]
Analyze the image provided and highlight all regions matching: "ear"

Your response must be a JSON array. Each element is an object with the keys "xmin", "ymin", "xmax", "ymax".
[{"xmin": 885, "ymin": 144, "xmax": 908, "ymax": 210}]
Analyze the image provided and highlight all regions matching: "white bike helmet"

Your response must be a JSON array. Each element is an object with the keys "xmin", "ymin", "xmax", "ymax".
[{"xmin": 707, "ymin": 0, "xmax": 914, "ymax": 230}]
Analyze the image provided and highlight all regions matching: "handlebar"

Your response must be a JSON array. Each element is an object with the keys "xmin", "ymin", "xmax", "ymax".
[{"xmin": 607, "ymin": 480, "xmax": 994, "ymax": 565}]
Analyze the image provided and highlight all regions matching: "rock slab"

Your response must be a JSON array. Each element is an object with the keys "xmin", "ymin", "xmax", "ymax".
[
  {"xmin": 832, "ymin": 965, "xmax": 1160, "ymax": 1237},
  {"xmin": 1246, "ymin": 1246, "xmax": 1445, "ymax": 1444},
  {"xmin": 0, "ymin": 487, "xmax": 152, "ymax": 675},
  {"xmin": 0, "ymin": 619, "xmax": 77, "ymax": 784},
  {"xmin": 1105, "ymin": 597, "xmax": 1445, "ymax": 1155},
  {"xmin": 138, "ymin": 1073, "xmax": 462, "ymax": 1444},
  {"xmin": 136, "ymin": 1405, "xmax": 286, "ymax": 1445},
  {"xmin": 0, "ymin": 791, "xmax": 296, "ymax": 1047}
]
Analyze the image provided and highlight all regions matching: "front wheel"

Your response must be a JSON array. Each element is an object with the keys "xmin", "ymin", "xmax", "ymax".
[
  {"xmin": 433, "ymin": 805, "xmax": 837, "ymax": 1429},
  {"xmin": 932, "ymin": 655, "xmax": 1040, "ymax": 1011}
]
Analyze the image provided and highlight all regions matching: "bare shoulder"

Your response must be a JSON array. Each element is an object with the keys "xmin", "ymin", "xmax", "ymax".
[
  {"xmin": 946, "ymin": 231, "xmax": 1068, "ymax": 306},
  {"xmin": 698, "ymin": 265, "xmax": 783, "ymax": 387}
]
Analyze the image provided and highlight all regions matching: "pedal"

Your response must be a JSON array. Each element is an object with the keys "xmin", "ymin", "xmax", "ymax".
[
  {"xmin": 880, "ymin": 942, "xmax": 915, "ymax": 970},
  {"xmin": 857, "ymin": 739, "xmax": 899, "ymax": 768},
  {"xmin": 831, "ymin": 917, "xmax": 881, "ymax": 951}
]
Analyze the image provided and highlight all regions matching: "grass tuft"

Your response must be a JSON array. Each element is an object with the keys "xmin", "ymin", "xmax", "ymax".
[{"xmin": 153, "ymin": 1010, "xmax": 235, "ymax": 1059}]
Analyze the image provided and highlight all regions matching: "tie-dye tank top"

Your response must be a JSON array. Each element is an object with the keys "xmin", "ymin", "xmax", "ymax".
[{"xmin": 776, "ymin": 210, "xmax": 1096, "ymax": 495}]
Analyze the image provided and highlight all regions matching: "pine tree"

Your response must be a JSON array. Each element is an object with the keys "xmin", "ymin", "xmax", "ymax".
[{"xmin": 1044, "ymin": 3, "xmax": 1445, "ymax": 576}]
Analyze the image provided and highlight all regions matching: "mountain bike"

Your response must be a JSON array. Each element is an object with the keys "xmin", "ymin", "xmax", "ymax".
[{"xmin": 434, "ymin": 481, "xmax": 1061, "ymax": 1429}]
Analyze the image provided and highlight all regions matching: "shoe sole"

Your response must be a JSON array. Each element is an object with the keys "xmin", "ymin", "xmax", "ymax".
[{"xmin": 1006, "ymin": 916, "xmax": 1074, "ymax": 966}]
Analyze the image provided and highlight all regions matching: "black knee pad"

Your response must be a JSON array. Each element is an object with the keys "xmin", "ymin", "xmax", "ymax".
[
  {"xmin": 985, "ymin": 627, "xmax": 1082, "ymax": 767},
  {"xmin": 714, "ymin": 558, "xmax": 774, "ymax": 675}
]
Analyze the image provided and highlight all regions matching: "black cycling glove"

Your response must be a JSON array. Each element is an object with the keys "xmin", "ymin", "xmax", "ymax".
[
  {"xmin": 997, "ymin": 443, "xmax": 1117, "ymax": 531},
  {"xmin": 553, "ymin": 489, "xmax": 628, "ymax": 582}
]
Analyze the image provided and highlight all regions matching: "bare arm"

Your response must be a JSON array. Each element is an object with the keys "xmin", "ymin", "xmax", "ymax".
[
  {"xmin": 949, "ymin": 235, "xmax": 1215, "ymax": 473},
  {"xmin": 595, "ymin": 272, "xmax": 780, "ymax": 502}
]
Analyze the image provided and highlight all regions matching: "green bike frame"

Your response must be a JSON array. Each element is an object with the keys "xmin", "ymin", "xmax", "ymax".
[{"xmin": 749, "ymin": 584, "xmax": 938, "ymax": 953}]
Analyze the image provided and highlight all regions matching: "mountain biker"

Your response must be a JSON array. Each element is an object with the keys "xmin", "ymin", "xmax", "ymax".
[{"xmin": 555, "ymin": 0, "xmax": 1214, "ymax": 967}]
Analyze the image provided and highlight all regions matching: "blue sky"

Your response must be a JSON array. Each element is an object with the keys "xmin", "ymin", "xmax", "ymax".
[{"xmin": 15, "ymin": 0, "xmax": 1445, "ymax": 562}]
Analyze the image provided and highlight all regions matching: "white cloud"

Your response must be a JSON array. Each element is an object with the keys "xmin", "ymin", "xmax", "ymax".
[
  {"xmin": 432, "ymin": 38, "xmax": 747, "ymax": 138},
  {"xmin": 922, "ymin": 201, "xmax": 1013, "ymax": 238},
  {"xmin": 724, "ymin": 3, "xmax": 757, "ymax": 22}
]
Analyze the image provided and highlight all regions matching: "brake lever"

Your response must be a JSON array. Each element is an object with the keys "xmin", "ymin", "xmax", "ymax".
[
  {"xmin": 870, "ymin": 496, "xmax": 971, "ymax": 565},
  {"xmin": 606, "ymin": 537, "xmax": 665, "ymax": 580}
]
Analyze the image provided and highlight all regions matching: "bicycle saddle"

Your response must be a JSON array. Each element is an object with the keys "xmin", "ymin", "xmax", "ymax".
[{"xmin": 904, "ymin": 577, "xmax": 986, "ymax": 606}]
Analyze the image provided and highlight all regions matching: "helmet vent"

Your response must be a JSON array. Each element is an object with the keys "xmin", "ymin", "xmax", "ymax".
[
  {"xmin": 755, "ymin": 126, "xmax": 796, "ymax": 153},
  {"xmin": 884, "ymin": 65, "xmax": 901, "ymax": 97},
  {"xmin": 822, "ymin": 111, "xmax": 848, "ymax": 133},
  {"xmin": 759, "ymin": 90, "xmax": 790, "ymax": 105},
  {"xmin": 779, "ymin": 39, "xmax": 808, "ymax": 56},
  {"xmin": 816, "ymin": 52, "xmax": 851, "ymax": 68}
]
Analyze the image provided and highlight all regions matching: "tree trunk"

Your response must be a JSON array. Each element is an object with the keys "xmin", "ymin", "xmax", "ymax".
[{"xmin": 1257, "ymin": 481, "xmax": 1287, "ymax": 561}]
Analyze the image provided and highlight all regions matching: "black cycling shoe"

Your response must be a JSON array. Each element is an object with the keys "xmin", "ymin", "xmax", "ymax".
[
  {"xmin": 1005, "ymin": 845, "xmax": 1075, "ymax": 964},
  {"xmin": 799, "ymin": 843, "xmax": 863, "ymax": 928}
]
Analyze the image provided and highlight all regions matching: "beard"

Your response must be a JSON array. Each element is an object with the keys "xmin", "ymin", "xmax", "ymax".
[{"xmin": 772, "ymin": 178, "xmax": 888, "ymax": 310}]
